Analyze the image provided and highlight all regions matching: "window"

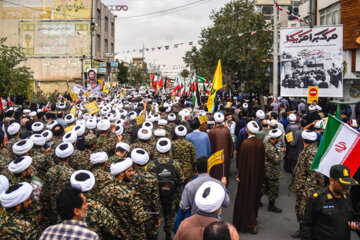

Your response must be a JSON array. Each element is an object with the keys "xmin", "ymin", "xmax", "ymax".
[
  {"xmin": 105, "ymin": 16, "xmax": 108, "ymax": 32},
  {"xmin": 111, "ymin": 43, "xmax": 114, "ymax": 53},
  {"xmin": 111, "ymin": 22, "xmax": 114, "ymax": 36},
  {"xmin": 97, "ymin": 9, "xmax": 101, "ymax": 25},
  {"xmin": 105, "ymin": 39, "xmax": 108, "ymax": 51},
  {"xmin": 320, "ymin": 2, "xmax": 340, "ymax": 25},
  {"xmin": 96, "ymin": 34, "xmax": 100, "ymax": 51},
  {"xmin": 288, "ymin": 2, "xmax": 299, "ymax": 21},
  {"xmin": 262, "ymin": 6, "xmax": 273, "ymax": 20}
]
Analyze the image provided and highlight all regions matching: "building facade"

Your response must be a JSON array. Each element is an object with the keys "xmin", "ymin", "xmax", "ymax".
[{"xmin": 0, "ymin": 0, "xmax": 115, "ymax": 93}]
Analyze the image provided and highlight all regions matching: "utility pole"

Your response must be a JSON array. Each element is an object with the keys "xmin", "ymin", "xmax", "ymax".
[{"xmin": 273, "ymin": 1, "xmax": 278, "ymax": 102}]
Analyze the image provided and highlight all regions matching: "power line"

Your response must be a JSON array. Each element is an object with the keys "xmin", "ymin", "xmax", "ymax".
[{"xmin": 116, "ymin": 0, "xmax": 212, "ymax": 22}]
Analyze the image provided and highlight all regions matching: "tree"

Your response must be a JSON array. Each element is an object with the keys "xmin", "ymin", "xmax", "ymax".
[
  {"xmin": 128, "ymin": 64, "xmax": 145, "ymax": 86},
  {"xmin": 183, "ymin": 0, "xmax": 273, "ymax": 109},
  {"xmin": 116, "ymin": 61, "xmax": 128, "ymax": 85},
  {"xmin": 0, "ymin": 37, "xmax": 34, "ymax": 97},
  {"xmin": 180, "ymin": 69, "xmax": 190, "ymax": 78}
]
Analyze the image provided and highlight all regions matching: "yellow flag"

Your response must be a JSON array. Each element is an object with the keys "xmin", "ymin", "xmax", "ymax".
[
  {"xmin": 136, "ymin": 114, "xmax": 146, "ymax": 125},
  {"xmin": 207, "ymin": 149, "xmax": 224, "ymax": 172},
  {"xmin": 86, "ymin": 101, "xmax": 100, "ymax": 114},
  {"xmin": 207, "ymin": 59, "xmax": 223, "ymax": 113},
  {"xmin": 286, "ymin": 132, "xmax": 294, "ymax": 142},
  {"xmin": 199, "ymin": 115, "xmax": 208, "ymax": 124}
]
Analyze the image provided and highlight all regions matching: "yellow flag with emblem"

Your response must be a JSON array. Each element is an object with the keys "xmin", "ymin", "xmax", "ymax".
[
  {"xmin": 207, "ymin": 149, "xmax": 224, "ymax": 172},
  {"xmin": 207, "ymin": 59, "xmax": 223, "ymax": 113}
]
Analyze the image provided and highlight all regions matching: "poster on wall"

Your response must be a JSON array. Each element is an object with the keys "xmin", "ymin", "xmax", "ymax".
[
  {"xmin": 280, "ymin": 25, "xmax": 343, "ymax": 97},
  {"xmin": 343, "ymin": 80, "xmax": 360, "ymax": 102},
  {"xmin": 87, "ymin": 68, "xmax": 97, "ymax": 88}
]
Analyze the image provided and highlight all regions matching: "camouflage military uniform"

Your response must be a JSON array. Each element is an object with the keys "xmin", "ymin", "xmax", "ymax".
[
  {"xmin": 0, "ymin": 210, "xmax": 40, "ymax": 239},
  {"xmin": 31, "ymin": 152, "xmax": 54, "ymax": 178},
  {"xmin": 105, "ymin": 155, "xmax": 124, "ymax": 172},
  {"xmin": 100, "ymin": 179, "xmax": 150, "ymax": 240},
  {"xmin": 41, "ymin": 162, "xmax": 74, "ymax": 225},
  {"xmin": 147, "ymin": 156, "xmax": 185, "ymax": 235},
  {"xmin": 130, "ymin": 168, "xmax": 161, "ymax": 240},
  {"xmin": 4, "ymin": 136, "xmax": 20, "ymax": 160},
  {"xmin": 85, "ymin": 197, "xmax": 120, "ymax": 239},
  {"xmin": 172, "ymin": 138, "xmax": 197, "ymax": 184},
  {"xmin": 289, "ymin": 142, "xmax": 324, "ymax": 223},
  {"xmin": 0, "ymin": 148, "xmax": 12, "ymax": 171},
  {"xmin": 151, "ymin": 138, "xmax": 173, "ymax": 159},
  {"xmin": 97, "ymin": 132, "xmax": 118, "ymax": 157},
  {"xmin": 124, "ymin": 120, "xmax": 139, "ymax": 144},
  {"xmin": 262, "ymin": 140, "xmax": 285, "ymax": 201},
  {"xmin": 89, "ymin": 167, "xmax": 114, "ymax": 202},
  {"xmin": 166, "ymin": 122, "xmax": 177, "ymax": 140},
  {"xmin": 70, "ymin": 149, "xmax": 92, "ymax": 171},
  {"xmin": 130, "ymin": 141, "xmax": 154, "ymax": 161}
]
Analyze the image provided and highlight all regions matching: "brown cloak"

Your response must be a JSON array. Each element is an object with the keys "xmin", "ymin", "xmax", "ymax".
[
  {"xmin": 208, "ymin": 125, "xmax": 233, "ymax": 183},
  {"xmin": 233, "ymin": 136, "xmax": 265, "ymax": 231}
]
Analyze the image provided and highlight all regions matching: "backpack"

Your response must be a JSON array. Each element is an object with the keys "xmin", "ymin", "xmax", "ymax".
[{"xmin": 153, "ymin": 159, "xmax": 177, "ymax": 201}]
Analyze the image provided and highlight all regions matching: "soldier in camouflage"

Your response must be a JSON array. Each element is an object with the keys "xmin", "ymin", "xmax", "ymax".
[
  {"xmin": 0, "ymin": 182, "xmax": 41, "ymax": 239},
  {"xmin": 166, "ymin": 113, "xmax": 177, "ymax": 140},
  {"xmin": 124, "ymin": 113, "xmax": 140, "ymax": 144},
  {"xmin": 100, "ymin": 158, "xmax": 150, "ymax": 240},
  {"xmin": 4, "ymin": 122, "xmax": 22, "ymax": 160},
  {"xmin": 96, "ymin": 120, "xmax": 119, "ymax": 156},
  {"xmin": 70, "ymin": 170, "xmax": 120, "ymax": 239},
  {"xmin": 130, "ymin": 148, "xmax": 162, "ymax": 240},
  {"xmin": 89, "ymin": 152, "xmax": 114, "ymax": 202},
  {"xmin": 263, "ymin": 129, "xmax": 285, "ymax": 213},
  {"xmin": 147, "ymin": 137, "xmax": 185, "ymax": 240},
  {"xmin": 105, "ymin": 142, "xmax": 130, "ymax": 172},
  {"xmin": 289, "ymin": 130, "xmax": 325, "ymax": 238},
  {"xmin": 41, "ymin": 142, "xmax": 75, "ymax": 225}
]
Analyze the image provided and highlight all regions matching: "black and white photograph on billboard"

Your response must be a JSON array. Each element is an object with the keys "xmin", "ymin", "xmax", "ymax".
[{"xmin": 280, "ymin": 25, "xmax": 343, "ymax": 97}]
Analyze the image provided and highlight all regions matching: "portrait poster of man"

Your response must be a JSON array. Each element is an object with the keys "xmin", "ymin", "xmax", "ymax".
[
  {"xmin": 87, "ymin": 68, "xmax": 97, "ymax": 88},
  {"xmin": 280, "ymin": 25, "xmax": 343, "ymax": 97}
]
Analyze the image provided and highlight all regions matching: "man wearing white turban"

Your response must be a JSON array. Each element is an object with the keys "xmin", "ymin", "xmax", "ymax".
[
  {"xmin": 96, "ymin": 119, "xmax": 119, "ymax": 156},
  {"xmin": 105, "ymin": 142, "xmax": 130, "ymax": 172},
  {"xmin": 208, "ymin": 112, "xmax": 233, "ymax": 185},
  {"xmin": 174, "ymin": 181, "xmax": 239, "ymax": 240},
  {"xmin": 0, "ymin": 182, "xmax": 40, "ymax": 239},
  {"xmin": 130, "ymin": 148, "xmax": 162, "ymax": 239},
  {"xmin": 70, "ymin": 170, "xmax": 120, "ymax": 239},
  {"xmin": 130, "ymin": 128, "xmax": 154, "ymax": 161},
  {"xmin": 146, "ymin": 138, "xmax": 185, "ymax": 240},
  {"xmin": 99, "ymin": 158, "xmax": 151, "ymax": 240},
  {"xmin": 4, "ymin": 122, "xmax": 21, "ymax": 155},
  {"xmin": 41, "ymin": 143, "xmax": 75, "ymax": 225},
  {"xmin": 89, "ymin": 152, "xmax": 114, "ymax": 202},
  {"xmin": 6, "ymin": 156, "xmax": 33, "ymax": 184},
  {"xmin": 233, "ymin": 120, "xmax": 265, "ymax": 234}
]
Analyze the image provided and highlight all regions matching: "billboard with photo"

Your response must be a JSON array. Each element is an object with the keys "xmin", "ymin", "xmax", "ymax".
[
  {"xmin": 280, "ymin": 25, "xmax": 343, "ymax": 97},
  {"xmin": 87, "ymin": 68, "xmax": 97, "ymax": 88}
]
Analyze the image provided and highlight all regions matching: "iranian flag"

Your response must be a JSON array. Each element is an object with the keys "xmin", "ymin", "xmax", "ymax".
[{"xmin": 311, "ymin": 115, "xmax": 360, "ymax": 177}]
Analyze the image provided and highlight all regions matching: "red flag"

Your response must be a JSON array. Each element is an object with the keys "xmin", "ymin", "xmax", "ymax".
[
  {"xmin": 159, "ymin": 77, "xmax": 164, "ymax": 88},
  {"xmin": 0, "ymin": 97, "xmax": 3, "ymax": 111}
]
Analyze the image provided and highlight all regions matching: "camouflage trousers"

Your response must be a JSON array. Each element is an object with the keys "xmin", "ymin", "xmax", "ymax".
[
  {"xmin": 262, "ymin": 178, "xmax": 280, "ymax": 201},
  {"xmin": 295, "ymin": 194, "xmax": 308, "ymax": 223},
  {"xmin": 145, "ymin": 217, "xmax": 158, "ymax": 240},
  {"xmin": 172, "ymin": 186, "xmax": 183, "ymax": 214},
  {"xmin": 161, "ymin": 200, "xmax": 175, "ymax": 235}
]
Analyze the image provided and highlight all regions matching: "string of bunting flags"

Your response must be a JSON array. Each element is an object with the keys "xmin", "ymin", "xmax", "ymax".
[
  {"xmin": 120, "ymin": 28, "xmax": 272, "ymax": 54},
  {"xmin": 274, "ymin": 1, "xmax": 309, "ymax": 25}
]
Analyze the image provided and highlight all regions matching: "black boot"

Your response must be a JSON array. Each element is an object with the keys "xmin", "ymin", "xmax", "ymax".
[{"xmin": 268, "ymin": 200, "xmax": 282, "ymax": 213}]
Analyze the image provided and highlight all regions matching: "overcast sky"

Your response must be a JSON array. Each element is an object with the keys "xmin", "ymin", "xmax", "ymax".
[{"xmin": 102, "ymin": 0, "xmax": 229, "ymax": 74}]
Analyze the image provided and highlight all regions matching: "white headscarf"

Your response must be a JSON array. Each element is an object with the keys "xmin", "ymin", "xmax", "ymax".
[
  {"xmin": 8, "ymin": 156, "xmax": 32, "ymax": 174},
  {"xmin": 116, "ymin": 142, "xmax": 130, "ymax": 152},
  {"xmin": 0, "ymin": 175, "xmax": 9, "ymax": 194},
  {"xmin": 167, "ymin": 113, "xmax": 176, "ymax": 122},
  {"xmin": 154, "ymin": 129, "xmax": 166, "ymax": 137},
  {"xmin": 194, "ymin": 181, "xmax": 225, "ymax": 213},
  {"xmin": 55, "ymin": 142, "xmax": 74, "ymax": 158},
  {"xmin": 0, "ymin": 182, "xmax": 33, "ymax": 208},
  {"xmin": 156, "ymin": 137, "xmax": 171, "ymax": 153},
  {"xmin": 12, "ymin": 139, "xmax": 33, "ymax": 156},
  {"xmin": 138, "ymin": 127, "xmax": 152, "ymax": 140},
  {"xmin": 41, "ymin": 130, "xmax": 53, "ymax": 142},
  {"xmin": 62, "ymin": 132, "xmax": 77, "ymax": 144},
  {"xmin": 73, "ymin": 124, "xmax": 85, "ymax": 137},
  {"xmin": 90, "ymin": 152, "xmax": 108, "ymax": 164},
  {"xmin": 110, "ymin": 157, "xmax": 133, "ymax": 176},
  {"xmin": 97, "ymin": 119, "xmax": 111, "ymax": 131},
  {"xmin": 30, "ymin": 134, "xmax": 46, "ymax": 146},
  {"xmin": 7, "ymin": 123, "xmax": 20, "ymax": 136},
  {"xmin": 214, "ymin": 112, "xmax": 225, "ymax": 123},
  {"xmin": 131, "ymin": 148, "xmax": 149, "ymax": 165},
  {"xmin": 142, "ymin": 121, "xmax": 153, "ymax": 130},
  {"xmin": 302, "ymin": 130, "xmax": 317, "ymax": 141},
  {"xmin": 86, "ymin": 119, "xmax": 97, "ymax": 130},
  {"xmin": 70, "ymin": 170, "xmax": 96, "ymax": 192},
  {"xmin": 158, "ymin": 119, "xmax": 168, "ymax": 126},
  {"xmin": 46, "ymin": 120, "xmax": 58, "ymax": 130},
  {"xmin": 247, "ymin": 121, "xmax": 260, "ymax": 134},
  {"xmin": 65, "ymin": 114, "xmax": 76, "ymax": 124},
  {"xmin": 175, "ymin": 125, "xmax": 187, "ymax": 137},
  {"xmin": 31, "ymin": 122, "xmax": 44, "ymax": 132}
]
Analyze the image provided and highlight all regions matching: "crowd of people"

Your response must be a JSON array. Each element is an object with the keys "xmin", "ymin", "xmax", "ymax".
[{"xmin": 0, "ymin": 87, "xmax": 359, "ymax": 240}]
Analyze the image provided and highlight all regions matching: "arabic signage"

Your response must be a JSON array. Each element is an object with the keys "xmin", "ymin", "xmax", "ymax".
[{"xmin": 280, "ymin": 25, "xmax": 343, "ymax": 97}]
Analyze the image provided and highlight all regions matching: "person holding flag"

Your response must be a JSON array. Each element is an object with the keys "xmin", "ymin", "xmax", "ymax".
[{"xmin": 207, "ymin": 60, "xmax": 223, "ymax": 113}]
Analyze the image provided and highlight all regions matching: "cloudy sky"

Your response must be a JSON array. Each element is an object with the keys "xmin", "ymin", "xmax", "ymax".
[{"xmin": 102, "ymin": 0, "xmax": 229, "ymax": 75}]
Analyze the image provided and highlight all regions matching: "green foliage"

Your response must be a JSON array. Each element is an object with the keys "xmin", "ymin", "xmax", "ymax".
[
  {"xmin": 116, "ymin": 61, "xmax": 128, "ymax": 84},
  {"xmin": 0, "ymin": 37, "xmax": 34, "ymax": 96},
  {"xmin": 180, "ymin": 69, "xmax": 190, "ymax": 78},
  {"xmin": 128, "ymin": 64, "xmax": 146, "ymax": 86},
  {"xmin": 183, "ymin": 0, "xmax": 273, "ymax": 92}
]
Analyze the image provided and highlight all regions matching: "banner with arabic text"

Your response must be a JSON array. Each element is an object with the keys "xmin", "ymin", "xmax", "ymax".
[{"xmin": 280, "ymin": 25, "xmax": 343, "ymax": 97}]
